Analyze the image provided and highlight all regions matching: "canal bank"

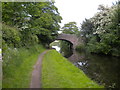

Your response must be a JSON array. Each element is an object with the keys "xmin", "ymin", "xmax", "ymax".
[
  {"xmin": 41, "ymin": 50, "xmax": 103, "ymax": 88},
  {"xmin": 50, "ymin": 42, "xmax": 120, "ymax": 88}
]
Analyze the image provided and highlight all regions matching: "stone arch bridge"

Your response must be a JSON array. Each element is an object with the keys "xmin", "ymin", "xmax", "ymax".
[{"xmin": 55, "ymin": 34, "xmax": 82, "ymax": 49}]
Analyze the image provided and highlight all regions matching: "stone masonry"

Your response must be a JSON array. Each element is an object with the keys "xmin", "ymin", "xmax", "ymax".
[{"xmin": 56, "ymin": 34, "xmax": 82, "ymax": 49}]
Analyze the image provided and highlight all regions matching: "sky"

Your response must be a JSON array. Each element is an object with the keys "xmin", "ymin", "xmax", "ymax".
[{"xmin": 54, "ymin": 0, "xmax": 117, "ymax": 28}]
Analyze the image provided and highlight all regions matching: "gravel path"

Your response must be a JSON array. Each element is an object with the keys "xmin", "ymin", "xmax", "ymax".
[{"xmin": 30, "ymin": 50, "xmax": 49, "ymax": 88}]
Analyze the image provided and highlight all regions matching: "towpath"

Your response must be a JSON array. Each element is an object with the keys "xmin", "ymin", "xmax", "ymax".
[{"xmin": 30, "ymin": 50, "xmax": 49, "ymax": 88}]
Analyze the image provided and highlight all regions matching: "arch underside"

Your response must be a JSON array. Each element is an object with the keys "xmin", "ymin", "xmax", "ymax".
[
  {"xmin": 51, "ymin": 34, "xmax": 81, "ymax": 49},
  {"xmin": 55, "ymin": 39, "xmax": 73, "ymax": 45}
]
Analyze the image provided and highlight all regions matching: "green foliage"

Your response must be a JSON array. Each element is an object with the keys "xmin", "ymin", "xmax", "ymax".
[
  {"xmin": 42, "ymin": 50, "xmax": 104, "ymax": 88},
  {"xmin": 20, "ymin": 29, "xmax": 39, "ymax": 47},
  {"xmin": 3, "ymin": 45, "xmax": 45, "ymax": 88},
  {"xmin": 2, "ymin": 24, "xmax": 21, "ymax": 47},
  {"xmin": 0, "ymin": 23, "xmax": 1, "ymax": 48},
  {"xmin": 87, "ymin": 42, "xmax": 111, "ymax": 55},
  {"xmin": 2, "ymin": 2, "xmax": 25, "ymax": 27},
  {"xmin": 80, "ymin": 19, "xmax": 94, "ymax": 43},
  {"xmin": 75, "ymin": 44, "xmax": 85, "ymax": 52},
  {"xmin": 80, "ymin": 2, "xmax": 120, "ymax": 56},
  {"xmin": 62, "ymin": 22, "xmax": 79, "ymax": 35},
  {"xmin": 60, "ymin": 40, "xmax": 72, "ymax": 56},
  {"xmin": 2, "ymin": 2, "xmax": 62, "ymax": 47}
]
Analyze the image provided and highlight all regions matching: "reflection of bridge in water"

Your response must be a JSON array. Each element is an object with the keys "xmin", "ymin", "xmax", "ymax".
[{"xmin": 68, "ymin": 50, "xmax": 85, "ymax": 63}]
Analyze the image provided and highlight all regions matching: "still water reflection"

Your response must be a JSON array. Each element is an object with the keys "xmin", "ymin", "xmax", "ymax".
[
  {"xmin": 71, "ymin": 51, "xmax": 120, "ymax": 88},
  {"xmin": 52, "ymin": 45, "xmax": 120, "ymax": 88}
]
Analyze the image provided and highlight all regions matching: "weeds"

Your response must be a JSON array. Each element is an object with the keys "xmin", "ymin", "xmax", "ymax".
[{"xmin": 3, "ymin": 45, "xmax": 45, "ymax": 88}]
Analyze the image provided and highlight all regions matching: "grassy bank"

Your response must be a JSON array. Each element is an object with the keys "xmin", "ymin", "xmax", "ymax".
[
  {"xmin": 42, "ymin": 50, "xmax": 104, "ymax": 88},
  {"xmin": 0, "ymin": 48, "xmax": 1, "ymax": 88},
  {"xmin": 3, "ymin": 45, "xmax": 45, "ymax": 88}
]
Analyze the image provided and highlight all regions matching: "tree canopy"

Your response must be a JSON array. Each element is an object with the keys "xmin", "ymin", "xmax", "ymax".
[
  {"xmin": 2, "ymin": 2, "xmax": 62, "ymax": 47},
  {"xmin": 61, "ymin": 22, "xmax": 79, "ymax": 35},
  {"xmin": 80, "ymin": 2, "xmax": 120, "ymax": 56}
]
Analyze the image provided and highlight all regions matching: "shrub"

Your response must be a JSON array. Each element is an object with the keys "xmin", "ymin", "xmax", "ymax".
[
  {"xmin": 75, "ymin": 44, "xmax": 85, "ymax": 52},
  {"xmin": 2, "ymin": 24, "xmax": 21, "ymax": 47}
]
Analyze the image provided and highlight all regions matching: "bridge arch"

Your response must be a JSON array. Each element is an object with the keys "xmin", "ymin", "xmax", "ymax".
[
  {"xmin": 55, "ymin": 34, "xmax": 80, "ymax": 49},
  {"xmin": 55, "ymin": 38, "xmax": 73, "ymax": 45}
]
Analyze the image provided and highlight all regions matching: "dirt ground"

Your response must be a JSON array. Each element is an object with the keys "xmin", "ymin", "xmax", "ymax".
[{"xmin": 30, "ymin": 50, "xmax": 49, "ymax": 88}]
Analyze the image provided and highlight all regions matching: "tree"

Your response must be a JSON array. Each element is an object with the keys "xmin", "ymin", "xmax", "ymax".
[
  {"xmin": 61, "ymin": 22, "xmax": 79, "ymax": 35},
  {"xmin": 2, "ymin": 2, "xmax": 62, "ymax": 47},
  {"xmin": 81, "ymin": 19, "xmax": 94, "ymax": 43},
  {"xmin": 28, "ymin": 2, "xmax": 62, "ymax": 46},
  {"xmin": 2, "ymin": 24, "xmax": 21, "ymax": 47},
  {"xmin": 80, "ymin": 2, "xmax": 120, "ymax": 56}
]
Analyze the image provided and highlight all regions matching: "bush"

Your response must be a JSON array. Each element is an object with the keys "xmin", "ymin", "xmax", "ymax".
[
  {"xmin": 86, "ymin": 42, "xmax": 111, "ymax": 55},
  {"xmin": 80, "ymin": 3, "xmax": 120, "ymax": 57},
  {"xmin": 75, "ymin": 44, "xmax": 85, "ymax": 52},
  {"xmin": 2, "ymin": 24, "xmax": 21, "ymax": 47}
]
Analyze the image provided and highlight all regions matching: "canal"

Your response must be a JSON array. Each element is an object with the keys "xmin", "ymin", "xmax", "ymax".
[{"xmin": 51, "ymin": 41, "xmax": 120, "ymax": 88}]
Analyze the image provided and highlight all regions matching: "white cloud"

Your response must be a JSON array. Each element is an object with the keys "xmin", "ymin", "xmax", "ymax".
[{"xmin": 54, "ymin": 0, "xmax": 117, "ymax": 27}]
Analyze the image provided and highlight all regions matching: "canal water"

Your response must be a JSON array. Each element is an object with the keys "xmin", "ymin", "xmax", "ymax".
[
  {"xmin": 69, "ymin": 50, "xmax": 120, "ymax": 88},
  {"xmin": 52, "ymin": 45, "xmax": 120, "ymax": 88}
]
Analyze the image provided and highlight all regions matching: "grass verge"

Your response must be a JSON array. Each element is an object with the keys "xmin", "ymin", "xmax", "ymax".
[
  {"xmin": 42, "ymin": 50, "xmax": 104, "ymax": 88},
  {"xmin": 3, "ymin": 45, "xmax": 45, "ymax": 88},
  {"xmin": 0, "ymin": 61, "xmax": 2, "ymax": 89}
]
